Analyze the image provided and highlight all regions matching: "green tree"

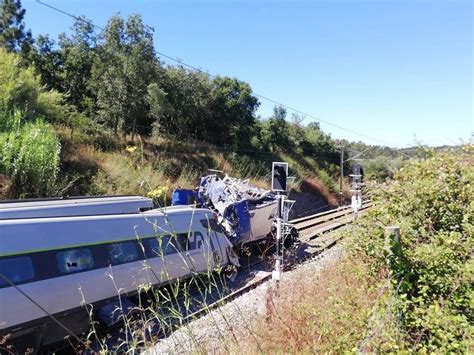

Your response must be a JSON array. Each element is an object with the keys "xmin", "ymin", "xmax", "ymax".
[
  {"xmin": 92, "ymin": 14, "xmax": 159, "ymax": 138},
  {"xmin": 0, "ymin": 46, "xmax": 37, "ymax": 112},
  {"xmin": 57, "ymin": 17, "xmax": 97, "ymax": 113},
  {"xmin": 288, "ymin": 113, "xmax": 306, "ymax": 148},
  {"xmin": 262, "ymin": 105, "xmax": 292, "ymax": 152},
  {"xmin": 209, "ymin": 76, "xmax": 259, "ymax": 148},
  {"xmin": 0, "ymin": 46, "xmax": 80, "ymax": 128},
  {"xmin": 155, "ymin": 70, "xmax": 259, "ymax": 147},
  {"xmin": 30, "ymin": 34, "xmax": 62, "ymax": 91},
  {"xmin": 157, "ymin": 66, "xmax": 212, "ymax": 140},
  {"xmin": 301, "ymin": 122, "xmax": 338, "ymax": 164},
  {"xmin": 0, "ymin": 0, "xmax": 32, "ymax": 56},
  {"xmin": 31, "ymin": 18, "xmax": 98, "ymax": 114},
  {"xmin": 147, "ymin": 82, "xmax": 168, "ymax": 131}
]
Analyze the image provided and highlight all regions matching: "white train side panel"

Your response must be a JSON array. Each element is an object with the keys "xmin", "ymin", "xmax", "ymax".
[{"xmin": 0, "ymin": 207, "xmax": 231, "ymax": 334}]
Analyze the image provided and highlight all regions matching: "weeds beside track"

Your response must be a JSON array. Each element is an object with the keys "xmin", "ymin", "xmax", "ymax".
[{"xmin": 164, "ymin": 202, "xmax": 373, "ymax": 340}]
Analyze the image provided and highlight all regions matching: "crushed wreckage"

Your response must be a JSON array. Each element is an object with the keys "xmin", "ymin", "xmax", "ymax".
[{"xmin": 172, "ymin": 174, "xmax": 298, "ymax": 247}]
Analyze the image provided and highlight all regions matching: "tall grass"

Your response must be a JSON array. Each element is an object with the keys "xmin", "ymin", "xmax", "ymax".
[
  {"xmin": 1, "ymin": 119, "xmax": 60, "ymax": 197},
  {"xmin": 0, "ymin": 108, "xmax": 22, "ymax": 133}
]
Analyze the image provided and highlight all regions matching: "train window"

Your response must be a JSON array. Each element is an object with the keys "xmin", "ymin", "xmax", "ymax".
[
  {"xmin": 177, "ymin": 231, "xmax": 203, "ymax": 251},
  {"xmin": 200, "ymin": 218, "xmax": 223, "ymax": 233},
  {"xmin": 107, "ymin": 242, "xmax": 139, "ymax": 265},
  {"xmin": 177, "ymin": 233, "xmax": 190, "ymax": 251},
  {"xmin": 57, "ymin": 249, "xmax": 94, "ymax": 274},
  {"xmin": 194, "ymin": 231, "xmax": 204, "ymax": 249},
  {"xmin": 148, "ymin": 235, "xmax": 179, "ymax": 257},
  {"xmin": 0, "ymin": 256, "xmax": 35, "ymax": 287}
]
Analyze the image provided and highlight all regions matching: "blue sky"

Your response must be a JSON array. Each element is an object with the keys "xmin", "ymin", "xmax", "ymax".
[{"xmin": 23, "ymin": 0, "xmax": 472, "ymax": 147}]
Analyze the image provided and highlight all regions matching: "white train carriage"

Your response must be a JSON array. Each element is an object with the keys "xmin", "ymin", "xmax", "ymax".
[
  {"xmin": 0, "ymin": 195, "xmax": 154, "ymax": 220},
  {"xmin": 0, "ymin": 206, "xmax": 234, "ymax": 348}
]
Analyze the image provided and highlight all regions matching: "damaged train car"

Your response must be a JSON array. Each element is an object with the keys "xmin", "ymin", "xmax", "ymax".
[
  {"xmin": 0, "ymin": 199, "xmax": 239, "ymax": 350},
  {"xmin": 172, "ymin": 174, "xmax": 298, "ymax": 247}
]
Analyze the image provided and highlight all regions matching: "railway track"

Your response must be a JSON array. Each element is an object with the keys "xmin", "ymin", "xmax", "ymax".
[
  {"xmin": 292, "ymin": 201, "xmax": 372, "ymax": 238},
  {"xmin": 177, "ymin": 201, "xmax": 373, "ymax": 331}
]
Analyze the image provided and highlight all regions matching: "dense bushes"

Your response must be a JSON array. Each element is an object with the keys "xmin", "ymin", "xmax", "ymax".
[
  {"xmin": 0, "ymin": 48, "xmax": 57, "ymax": 122},
  {"xmin": 352, "ymin": 147, "xmax": 473, "ymax": 351},
  {"xmin": 364, "ymin": 157, "xmax": 397, "ymax": 182}
]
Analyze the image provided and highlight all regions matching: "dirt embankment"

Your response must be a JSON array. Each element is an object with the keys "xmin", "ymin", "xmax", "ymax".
[{"xmin": 288, "ymin": 178, "xmax": 339, "ymax": 219}]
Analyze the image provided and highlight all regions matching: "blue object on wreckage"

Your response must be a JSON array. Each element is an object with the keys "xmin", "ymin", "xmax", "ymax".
[
  {"xmin": 223, "ymin": 200, "xmax": 251, "ymax": 243},
  {"xmin": 171, "ymin": 189, "xmax": 193, "ymax": 205},
  {"xmin": 171, "ymin": 189, "xmax": 205, "ymax": 206}
]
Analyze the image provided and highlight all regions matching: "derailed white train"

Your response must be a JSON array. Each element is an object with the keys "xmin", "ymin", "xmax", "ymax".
[{"xmin": 0, "ymin": 198, "xmax": 236, "ymax": 349}]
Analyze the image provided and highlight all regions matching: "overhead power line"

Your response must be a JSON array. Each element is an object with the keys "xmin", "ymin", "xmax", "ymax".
[{"xmin": 36, "ymin": 0, "xmax": 387, "ymax": 145}]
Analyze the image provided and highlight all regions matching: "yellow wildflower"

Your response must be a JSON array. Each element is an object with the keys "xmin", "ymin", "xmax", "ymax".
[
  {"xmin": 147, "ymin": 186, "xmax": 169, "ymax": 199},
  {"xmin": 125, "ymin": 146, "xmax": 137, "ymax": 153}
]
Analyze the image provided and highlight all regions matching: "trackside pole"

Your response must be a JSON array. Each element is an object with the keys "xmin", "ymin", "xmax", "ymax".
[
  {"xmin": 350, "ymin": 173, "xmax": 363, "ymax": 217},
  {"xmin": 271, "ymin": 162, "xmax": 288, "ymax": 283},
  {"xmin": 272, "ymin": 193, "xmax": 284, "ymax": 281},
  {"xmin": 339, "ymin": 146, "xmax": 344, "ymax": 206}
]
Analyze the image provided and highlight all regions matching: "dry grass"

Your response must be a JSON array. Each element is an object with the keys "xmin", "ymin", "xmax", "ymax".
[
  {"xmin": 90, "ymin": 152, "xmax": 167, "ymax": 196},
  {"xmin": 232, "ymin": 254, "xmax": 380, "ymax": 353},
  {"xmin": 61, "ymin": 143, "xmax": 100, "ymax": 172},
  {"xmin": 0, "ymin": 173, "xmax": 11, "ymax": 198},
  {"xmin": 62, "ymin": 138, "xmax": 274, "ymax": 198},
  {"xmin": 52, "ymin": 130, "xmax": 340, "ymax": 201}
]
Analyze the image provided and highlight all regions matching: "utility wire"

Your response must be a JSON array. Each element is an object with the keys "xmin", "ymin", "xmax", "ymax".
[
  {"xmin": 344, "ymin": 146, "xmax": 373, "ymax": 163},
  {"xmin": 36, "ymin": 0, "xmax": 389, "ymax": 145}
]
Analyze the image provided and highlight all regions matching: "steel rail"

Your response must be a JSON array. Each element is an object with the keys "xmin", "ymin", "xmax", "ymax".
[
  {"xmin": 290, "ymin": 205, "xmax": 352, "ymax": 224},
  {"xmin": 292, "ymin": 201, "xmax": 372, "ymax": 232},
  {"xmin": 298, "ymin": 202, "xmax": 372, "ymax": 241}
]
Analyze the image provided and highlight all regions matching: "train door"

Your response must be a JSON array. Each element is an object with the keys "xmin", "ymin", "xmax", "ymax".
[
  {"xmin": 146, "ymin": 234, "xmax": 194, "ymax": 283},
  {"xmin": 198, "ymin": 217, "xmax": 230, "ymax": 266},
  {"xmin": 178, "ymin": 230, "xmax": 216, "ymax": 273}
]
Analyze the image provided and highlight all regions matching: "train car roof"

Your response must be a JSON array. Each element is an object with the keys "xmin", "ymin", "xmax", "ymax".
[{"xmin": 0, "ymin": 195, "xmax": 151, "ymax": 209}]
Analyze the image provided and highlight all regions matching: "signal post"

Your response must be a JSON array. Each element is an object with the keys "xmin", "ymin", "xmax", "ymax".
[{"xmin": 271, "ymin": 162, "xmax": 288, "ymax": 282}]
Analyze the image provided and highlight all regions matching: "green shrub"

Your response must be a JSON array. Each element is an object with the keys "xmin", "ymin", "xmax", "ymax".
[
  {"xmin": 364, "ymin": 157, "xmax": 396, "ymax": 182},
  {"xmin": 35, "ymin": 90, "xmax": 71, "ymax": 124},
  {"xmin": 352, "ymin": 147, "xmax": 473, "ymax": 352},
  {"xmin": 318, "ymin": 169, "xmax": 335, "ymax": 192},
  {"xmin": 0, "ymin": 48, "xmax": 39, "ymax": 113},
  {"xmin": 0, "ymin": 48, "xmax": 79, "ymax": 127}
]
